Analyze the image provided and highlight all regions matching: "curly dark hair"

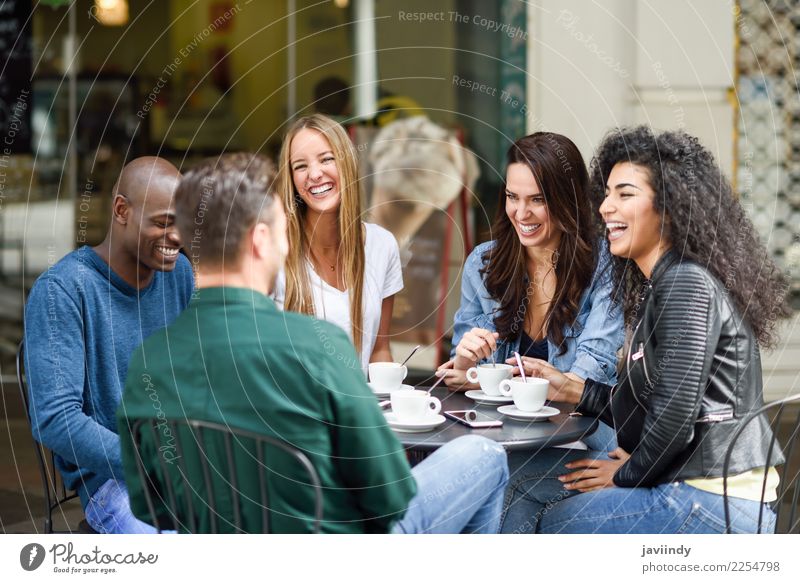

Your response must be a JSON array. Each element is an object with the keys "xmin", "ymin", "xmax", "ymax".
[
  {"xmin": 482, "ymin": 132, "xmax": 596, "ymax": 354},
  {"xmin": 589, "ymin": 126, "xmax": 791, "ymax": 348}
]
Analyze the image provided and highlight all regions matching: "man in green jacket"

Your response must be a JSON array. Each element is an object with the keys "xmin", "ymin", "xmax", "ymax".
[{"xmin": 117, "ymin": 153, "xmax": 507, "ymax": 533}]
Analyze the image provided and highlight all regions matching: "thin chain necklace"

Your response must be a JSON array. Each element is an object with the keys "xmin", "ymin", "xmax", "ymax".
[
  {"xmin": 308, "ymin": 244, "xmax": 346, "ymax": 292},
  {"xmin": 309, "ymin": 245, "xmax": 338, "ymax": 271},
  {"xmin": 524, "ymin": 257, "xmax": 556, "ymax": 338}
]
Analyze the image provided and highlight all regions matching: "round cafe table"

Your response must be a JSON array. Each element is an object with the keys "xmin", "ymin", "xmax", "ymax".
[{"xmin": 387, "ymin": 388, "xmax": 597, "ymax": 456}]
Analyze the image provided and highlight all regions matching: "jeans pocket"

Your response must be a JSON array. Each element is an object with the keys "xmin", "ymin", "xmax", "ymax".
[{"xmin": 676, "ymin": 503, "xmax": 729, "ymax": 534}]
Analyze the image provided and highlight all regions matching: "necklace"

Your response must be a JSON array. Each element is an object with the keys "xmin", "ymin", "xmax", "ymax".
[{"xmin": 309, "ymin": 245, "xmax": 338, "ymax": 271}]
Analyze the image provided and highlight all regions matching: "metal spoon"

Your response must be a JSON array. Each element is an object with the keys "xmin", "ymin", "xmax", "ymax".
[{"xmin": 400, "ymin": 344, "xmax": 421, "ymax": 367}]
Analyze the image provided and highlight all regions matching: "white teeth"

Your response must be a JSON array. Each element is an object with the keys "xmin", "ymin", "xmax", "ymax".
[
  {"xmin": 606, "ymin": 222, "xmax": 628, "ymax": 242},
  {"xmin": 156, "ymin": 246, "xmax": 179, "ymax": 257},
  {"xmin": 309, "ymin": 183, "xmax": 333, "ymax": 195},
  {"xmin": 519, "ymin": 224, "xmax": 541, "ymax": 234}
]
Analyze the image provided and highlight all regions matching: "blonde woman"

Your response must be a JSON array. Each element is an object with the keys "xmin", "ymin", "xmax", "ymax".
[{"xmin": 273, "ymin": 114, "xmax": 403, "ymax": 373}]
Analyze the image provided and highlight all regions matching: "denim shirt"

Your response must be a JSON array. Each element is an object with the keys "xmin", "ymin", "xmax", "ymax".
[{"xmin": 451, "ymin": 240, "xmax": 624, "ymax": 385}]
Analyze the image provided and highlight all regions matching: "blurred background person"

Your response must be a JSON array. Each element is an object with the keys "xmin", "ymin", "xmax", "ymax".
[{"xmin": 312, "ymin": 76, "xmax": 351, "ymax": 122}]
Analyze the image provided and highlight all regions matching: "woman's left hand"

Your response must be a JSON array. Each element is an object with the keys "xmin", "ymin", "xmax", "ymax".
[{"xmin": 558, "ymin": 447, "xmax": 631, "ymax": 493}]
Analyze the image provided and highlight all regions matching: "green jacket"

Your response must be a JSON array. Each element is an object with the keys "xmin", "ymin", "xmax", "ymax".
[{"xmin": 117, "ymin": 286, "xmax": 415, "ymax": 533}]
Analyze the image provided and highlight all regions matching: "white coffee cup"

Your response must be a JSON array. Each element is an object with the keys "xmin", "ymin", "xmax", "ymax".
[
  {"xmin": 369, "ymin": 362, "xmax": 408, "ymax": 392},
  {"xmin": 466, "ymin": 363, "xmax": 513, "ymax": 396},
  {"xmin": 498, "ymin": 377, "xmax": 549, "ymax": 412},
  {"xmin": 390, "ymin": 390, "xmax": 442, "ymax": 422}
]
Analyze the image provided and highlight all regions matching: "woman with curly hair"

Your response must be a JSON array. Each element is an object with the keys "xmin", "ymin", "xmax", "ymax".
[
  {"xmin": 503, "ymin": 126, "xmax": 791, "ymax": 533},
  {"xmin": 273, "ymin": 114, "xmax": 403, "ymax": 373}
]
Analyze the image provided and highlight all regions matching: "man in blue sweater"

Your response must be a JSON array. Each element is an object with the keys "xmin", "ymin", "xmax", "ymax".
[{"xmin": 24, "ymin": 156, "xmax": 194, "ymax": 533}]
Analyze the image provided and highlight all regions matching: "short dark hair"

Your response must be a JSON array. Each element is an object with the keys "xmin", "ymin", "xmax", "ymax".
[
  {"xmin": 175, "ymin": 153, "xmax": 278, "ymax": 268},
  {"xmin": 313, "ymin": 76, "xmax": 350, "ymax": 116}
]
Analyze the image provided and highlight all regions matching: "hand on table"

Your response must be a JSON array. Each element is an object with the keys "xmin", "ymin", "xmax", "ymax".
[
  {"xmin": 557, "ymin": 447, "xmax": 631, "ymax": 493},
  {"xmin": 435, "ymin": 359, "xmax": 480, "ymax": 392},
  {"xmin": 505, "ymin": 356, "xmax": 585, "ymax": 404}
]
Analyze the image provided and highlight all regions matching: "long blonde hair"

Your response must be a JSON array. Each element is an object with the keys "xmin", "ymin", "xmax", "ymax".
[{"xmin": 278, "ymin": 114, "xmax": 366, "ymax": 355}]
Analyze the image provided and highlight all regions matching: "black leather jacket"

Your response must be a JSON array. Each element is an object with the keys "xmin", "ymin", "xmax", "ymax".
[{"xmin": 577, "ymin": 250, "xmax": 782, "ymax": 488}]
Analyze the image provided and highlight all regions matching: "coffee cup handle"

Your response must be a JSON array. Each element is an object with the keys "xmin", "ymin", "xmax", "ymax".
[
  {"xmin": 466, "ymin": 367, "xmax": 479, "ymax": 383},
  {"xmin": 498, "ymin": 379, "xmax": 513, "ymax": 397},
  {"xmin": 401, "ymin": 365, "xmax": 408, "ymax": 381},
  {"xmin": 428, "ymin": 396, "xmax": 442, "ymax": 415}
]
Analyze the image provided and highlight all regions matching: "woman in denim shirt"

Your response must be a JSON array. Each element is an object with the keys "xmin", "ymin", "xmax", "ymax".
[
  {"xmin": 437, "ymin": 133, "xmax": 623, "ymax": 391},
  {"xmin": 436, "ymin": 134, "xmax": 623, "ymax": 526}
]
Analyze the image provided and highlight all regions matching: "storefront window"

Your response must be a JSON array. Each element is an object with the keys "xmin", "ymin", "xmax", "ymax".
[{"xmin": 1, "ymin": 0, "xmax": 524, "ymax": 370}]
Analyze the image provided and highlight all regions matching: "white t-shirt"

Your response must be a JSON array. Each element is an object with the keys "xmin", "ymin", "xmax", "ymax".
[{"xmin": 273, "ymin": 223, "xmax": 404, "ymax": 373}]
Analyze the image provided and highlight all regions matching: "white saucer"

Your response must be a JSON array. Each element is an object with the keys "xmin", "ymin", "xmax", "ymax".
[
  {"xmin": 369, "ymin": 383, "xmax": 414, "ymax": 397},
  {"xmin": 384, "ymin": 412, "xmax": 446, "ymax": 433},
  {"xmin": 497, "ymin": 404, "xmax": 560, "ymax": 421},
  {"xmin": 465, "ymin": 390, "xmax": 513, "ymax": 405}
]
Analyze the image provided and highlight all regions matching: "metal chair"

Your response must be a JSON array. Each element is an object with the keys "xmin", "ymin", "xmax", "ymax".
[
  {"xmin": 129, "ymin": 418, "xmax": 324, "ymax": 533},
  {"xmin": 723, "ymin": 393, "xmax": 800, "ymax": 533},
  {"xmin": 16, "ymin": 341, "xmax": 94, "ymax": 534}
]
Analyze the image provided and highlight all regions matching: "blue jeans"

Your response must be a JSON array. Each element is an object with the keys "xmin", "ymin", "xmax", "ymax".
[
  {"xmin": 501, "ymin": 447, "xmax": 604, "ymax": 533},
  {"xmin": 538, "ymin": 482, "xmax": 776, "ymax": 534},
  {"xmin": 581, "ymin": 421, "xmax": 617, "ymax": 452},
  {"xmin": 84, "ymin": 479, "xmax": 158, "ymax": 534},
  {"xmin": 500, "ymin": 421, "xmax": 617, "ymax": 534},
  {"xmin": 500, "ymin": 447, "xmax": 775, "ymax": 534},
  {"xmin": 392, "ymin": 435, "xmax": 509, "ymax": 534}
]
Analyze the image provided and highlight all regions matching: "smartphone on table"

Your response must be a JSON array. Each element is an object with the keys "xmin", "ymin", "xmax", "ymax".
[{"xmin": 444, "ymin": 410, "xmax": 503, "ymax": 428}]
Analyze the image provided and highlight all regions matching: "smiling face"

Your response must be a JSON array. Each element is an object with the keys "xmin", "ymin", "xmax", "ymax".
[
  {"xmin": 119, "ymin": 173, "xmax": 182, "ymax": 273},
  {"xmin": 600, "ymin": 162, "xmax": 669, "ymax": 274},
  {"xmin": 290, "ymin": 128, "xmax": 341, "ymax": 216},
  {"xmin": 505, "ymin": 162, "xmax": 561, "ymax": 250},
  {"xmin": 105, "ymin": 158, "xmax": 185, "ymax": 289}
]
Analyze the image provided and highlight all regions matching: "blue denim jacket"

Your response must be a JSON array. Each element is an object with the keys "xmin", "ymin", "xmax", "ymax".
[{"xmin": 451, "ymin": 240, "xmax": 624, "ymax": 385}]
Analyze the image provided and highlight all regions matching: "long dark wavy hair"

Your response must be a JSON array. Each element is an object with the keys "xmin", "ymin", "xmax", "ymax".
[
  {"xmin": 589, "ymin": 126, "xmax": 791, "ymax": 348},
  {"xmin": 481, "ymin": 133, "xmax": 597, "ymax": 354}
]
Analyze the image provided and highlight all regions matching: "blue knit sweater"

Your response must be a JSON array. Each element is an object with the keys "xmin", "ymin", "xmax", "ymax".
[{"xmin": 23, "ymin": 246, "xmax": 193, "ymax": 506}]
